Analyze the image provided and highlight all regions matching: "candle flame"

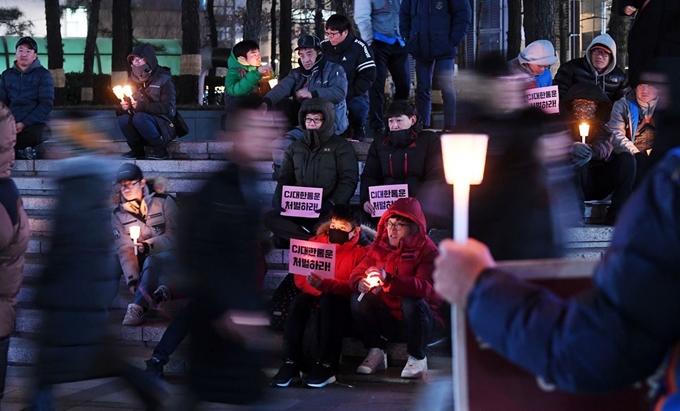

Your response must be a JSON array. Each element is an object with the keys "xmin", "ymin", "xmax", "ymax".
[{"xmin": 112, "ymin": 85, "xmax": 125, "ymax": 100}]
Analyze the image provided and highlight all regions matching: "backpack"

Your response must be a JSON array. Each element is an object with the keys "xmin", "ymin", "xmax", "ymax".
[{"xmin": 268, "ymin": 274, "xmax": 302, "ymax": 331}]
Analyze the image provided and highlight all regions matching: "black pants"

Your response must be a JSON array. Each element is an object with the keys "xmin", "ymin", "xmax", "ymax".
[
  {"xmin": 350, "ymin": 292, "xmax": 438, "ymax": 360},
  {"xmin": 16, "ymin": 123, "xmax": 50, "ymax": 150},
  {"xmin": 368, "ymin": 40, "xmax": 410, "ymax": 131},
  {"xmin": 263, "ymin": 210, "xmax": 320, "ymax": 241},
  {"xmin": 152, "ymin": 307, "xmax": 190, "ymax": 365},
  {"xmin": 282, "ymin": 292, "xmax": 351, "ymax": 371},
  {"xmin": 576, "ymin": 152, "xmax": 636, "ymax": 216}
]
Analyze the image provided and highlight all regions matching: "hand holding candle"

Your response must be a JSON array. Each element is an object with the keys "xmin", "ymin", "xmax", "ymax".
[
  {"xmin": 357, "ymin": 267, "xmax": 384, "ymax": 301},
  {"xmin": 112, "ymin": 85, "xmax": 125, "ymax": 103},
  {"xmin": 129, "ymin": 225, "xmax": 141, "ymax": 256}
]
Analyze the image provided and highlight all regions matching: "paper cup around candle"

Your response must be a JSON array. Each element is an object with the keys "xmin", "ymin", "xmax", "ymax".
[
  {"xmin": 440, "ymin": 134, "xmax": 489, "ymax": 185},
  {"xmin": 129, "ymin": 225, "xmax": 140, "ymax": 243},
  {"xmin": 579, "ymin": 123, "xmax": 589, "ymax": 144},
  {"xmin": 268, "ymin": 78, "xmax": 278, "ymax": 88},
  {"xmin": 112, "ymin": 85, "xmax": 125, "ymax": 100}
]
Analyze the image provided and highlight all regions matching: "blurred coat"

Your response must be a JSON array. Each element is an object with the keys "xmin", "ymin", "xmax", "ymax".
[
  {"xmin": 0, "ymin": 103, "xmax": 28, "ymax": 339},
  {"xmin": 34, "ymin": 156, "xmax": 119, "ymax": 384}
]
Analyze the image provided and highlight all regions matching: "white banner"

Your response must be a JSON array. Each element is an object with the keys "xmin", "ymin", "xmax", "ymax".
[
  {"xmin": 281, "ymin": 185, "xmax": 323, "ymax": 218},
  {"xmin": 288, "ymin": 238, "xmax": 336, "ymax": 279},
  {"xmin": 368, "ymin": 184, "xmax": 409, "ymax": 217}
]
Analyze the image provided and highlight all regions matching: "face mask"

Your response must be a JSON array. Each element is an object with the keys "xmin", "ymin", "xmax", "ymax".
[
  {"xmin": 131, "ymin": 64, "xmax": 151, "ymax": 79},
  {"xmin": 390, "ymin": 129, "xmax": 411, "ymax": 147},
  {"xmin": 328, "ymin": 228, "xmax": 351, "ymax": 245}
]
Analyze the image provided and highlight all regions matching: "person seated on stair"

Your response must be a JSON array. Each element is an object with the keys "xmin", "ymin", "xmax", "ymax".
[
  {"xmin": 224, "ymin": 39, "xmax": 273, "ymax": 111},
  {"xmin": 272, "ymin": 205, "xmax": 370, "ymax": 388},
  {"xmin": 264, "ymin": 98, "xmax": 359, "ymax": 245},
  {"xmin": 112, "ymin": 163, "xmax": 179, "ymax": 326},
  {"xmin": 116, "ymin": 43, "xmax": 177, "ymax": 160},
  {"xmin": 360, "ymin": 100, "xmax": 449, "ymax": 229},
  {"xmin": 348, "ymin": 197, "xmax": 444, "ymax": 379},
  {"xmin": 563, "ymin": 83, "xmax": 635, "ymax": 225}
]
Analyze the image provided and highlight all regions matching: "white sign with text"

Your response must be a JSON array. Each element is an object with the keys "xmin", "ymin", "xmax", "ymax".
[
  {"xmin": 526, "ymin": 85, "xmax": 559, "ymax": 114},
  {"xmin": 368, "ymin": 184, "xmax": 409, "ymax": 217},
  {"xmin": 281, "ymin": 185, "xmax": 323, "ymax": 218},
  {"xmin": 288, "ymin": 238, "xmax": 336, "ymax": 279}
]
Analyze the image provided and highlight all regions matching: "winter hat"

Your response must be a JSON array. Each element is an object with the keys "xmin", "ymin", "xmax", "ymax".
[
  {"xmin": 518, "ymin": 40, "xmax": 558, "ymax": 66},
  {"xmin": 0, "ymin": 102, "xmax": 16, "ymax": 179},
  {"xmin": 116, "ymin": 163, "xmax": 143, "ymax": 183}
]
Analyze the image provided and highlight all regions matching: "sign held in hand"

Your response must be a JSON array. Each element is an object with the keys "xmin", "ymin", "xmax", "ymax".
[
  {"xmin": 289, "ymin": 239, "xmax": 336, "ymax": 279},
  {"xmin": 368, "ymin": 184, "xmax": 409, "ymax": 217},
  {"xmin": 281, "ymin": 185, "xmax": 323, "ymax": 218}
]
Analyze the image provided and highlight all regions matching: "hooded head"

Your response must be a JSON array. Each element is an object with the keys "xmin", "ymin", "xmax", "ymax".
[
  {"xmin": 374, "ymin": 197, "xmax": 429, "ymax": 250},
  {"xmin": 0, "ymin": 102, "xmax": 16, "ymax": 179},
  {"xmin": 518, "ymin": 40, "xmax": 558, "ymax": 75},
  {"xmin": 299, "ymin": 98, "xmax": 336, "ymax": 141},
  {"xmin": 127, "ymin": 43, "xmax": 159, "ymax": 83},
  {"xmin": 563, "ymin": 83, "xmax": 611, "ymax": 121},
  {"xmin": 585, "ymin": 34, "xmax": 617, "ymax": 76}
]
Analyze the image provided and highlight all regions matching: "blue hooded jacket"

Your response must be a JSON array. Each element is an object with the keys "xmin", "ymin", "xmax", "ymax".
[{"xmin": 0, "ymin": 58, "xmax": 54, "ymax": 126}]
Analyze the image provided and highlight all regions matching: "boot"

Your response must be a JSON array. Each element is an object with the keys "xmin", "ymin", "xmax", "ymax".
[
  {"xmin": 147, "ymin": 136, "xmax": 169, "ymax": 160},
  {"xmin": 0, "ymin": 336, "xmax": 8, "ymax": 400}
]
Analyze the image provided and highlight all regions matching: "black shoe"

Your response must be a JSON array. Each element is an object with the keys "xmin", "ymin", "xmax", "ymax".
[
  {"xmin": 122, "ymin": 150, "xmax": 145, "ymax": 159},
  {"xmin": 354, "ymin": 127, "xmax": 366, "ymax": 141},
  {"xmin": 16, "ymin": 147, "xmax": 36, "ymax": 160},
  {"xmin": 305, "ymin": 361, "xmax": 336, "ymax": 388},
  {"xmin": 144, "ymin": 357, "xmax": 165, "ymax": 379},
  {"xmin": 272, "ymin": 359, "xmax": 300, "ymax": 387},
  {"xmin": 147, "ymin": 146, "xmax": 170, "ymax": 160}
]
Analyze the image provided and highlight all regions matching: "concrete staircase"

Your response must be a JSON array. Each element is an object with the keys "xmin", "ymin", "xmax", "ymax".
[{"xmin": 7, "ymin": 139, "xmax": 614, "ymax": 373}]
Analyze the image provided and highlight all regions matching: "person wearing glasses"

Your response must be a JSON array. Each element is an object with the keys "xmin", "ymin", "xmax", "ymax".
[
  {"xmin": 507, "ymin": 40, "xmax": 558, "ymax": 88},
  {"xmin": 0, "ymin": 37, "xmax": 54, "ymax": 160},
  {"xmin": 111, "ymin": 163, "xmax": 179, "ymax": 325},
  {"xmin": 348, "ymin": 197, "xmax": 444, "ymax": 380},
  {"xmin": 264, "ymin": 98, "xmax": 359, "ymax": 245},
  {"xmin": 116, "ymin": 43, "xmax": 177, "ymax": 160},
  {"xmin": 553, "ymin": 34, "xmax": 628, "ymax": 113},
  {"xmin": 321, "ymin": 14, "xmax": 376, "ymax": 140}
]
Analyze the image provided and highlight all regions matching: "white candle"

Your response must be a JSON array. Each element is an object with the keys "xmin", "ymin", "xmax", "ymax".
[
  {"xmin": 579, "ymin": 123, "xmax": 590, "ymax": 144},
  {"xmin": 440, "ymin": 133, "xmax": 489, "ymax": 411}
]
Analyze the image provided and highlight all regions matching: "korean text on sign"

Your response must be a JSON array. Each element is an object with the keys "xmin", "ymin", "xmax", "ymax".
[
  {"xmin": 281, "ymin": 185, "xmax": 323, "ymax": 218},
  {"xmin": 288, "ymin": 238, "xmax": 336, "ymax": 279},
  {"xmin": 368, "ymin": 184, "xmax": 409, "ymax": 217},
  {"xmin": 525, "ymin": 85, "xmax": 559, "ymax": 114}
]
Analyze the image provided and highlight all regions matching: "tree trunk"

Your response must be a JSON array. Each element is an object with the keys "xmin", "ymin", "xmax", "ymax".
[
  {"xmin": 280, "ymin": 0, "xmax": 292, "ymax": 78},
  {"xmin": 82, "ymin": 0, "xmax": 102, "ymax": 104},
  {"xmin": 333, "ymin": 0, "xmax": 346, "ymax": 16},
  {"xmin": 523, "ymin": 0, "xmax": 555, "ymax": 45},
  {"xmin": 44, "ymin": 0, "xmax": 65, "ymax": 106},
  {"xmin": 557, "ymin": 0, "xmax": 569, "ymax": 64},
  {"xmin": 271, "ymin": 0, "xmax": 277, "ymax": 74},
  {"xmin": 207, "ymin": 0, "xmax": 218, "ymax": 47},
  {"xmin": 507, "ymin": 0, "xmax": 521, "ymax": 59},
  {"xmin": 607, "ymin": 0, "xmax": 630, "ymax": 71},
  {"xmin": 179, "ymin": 0, "xmax": 201, "ymax": 105},
  {"xmin": 111, "ymin": 0, "xmax": 132, "ymax": 87},
  {"xmin": 315, "ymin": 0, "xmax": 324, "ymax": 39},
  {"xmin": 244, "ymin": 0, "xmax": 263, "ymax": 42}
]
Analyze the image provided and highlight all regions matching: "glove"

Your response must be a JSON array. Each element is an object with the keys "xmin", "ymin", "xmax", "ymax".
[{"xmin": 570, "ymin": 142, "xmax": 592, "ymax": 158}]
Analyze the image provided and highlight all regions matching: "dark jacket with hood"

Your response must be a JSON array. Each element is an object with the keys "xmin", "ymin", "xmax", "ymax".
[
  {"xmin": 0, "ymin": 58, "xmax": 53, "ymax": 126},
  {"xmin": 464, "ymin": 59, "xmax": 680, "ymax": 400},
  {"xmin": 562, "ymin": 82, "xmax": 614, "ymax": 161},
  {"xmin": 119, "ymin": 44, "xmax": 177, "ymax": 141},
  {"xmin": 0, "ymin": 103, "xmax": 28, "ymax": 339},
  {"xmin": 273, "ymin": 98, "xmax": 359, "ymax": 208},
  {"xmin": 360, "ymin": 124, "xmax": 447, "ymax": 223},
  {"xmin": 553, "ymin": 34, "xmax": 628, "ymax": 107},
  {"xmin": 349, "ymin": 198, "xmax": 444, "ymax": 326},
  {"xmin": 399, "ymin": 0, "xmax": 471, "ymax": 60},
  {"xmin": 321, "ymin": 32, "xmax": 376, "ymax": 100}
]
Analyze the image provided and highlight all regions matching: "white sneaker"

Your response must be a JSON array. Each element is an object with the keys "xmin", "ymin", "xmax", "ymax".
[
  {"xmin": 123, "ymin": 303, "xmax": 145, "ymax": 325},
  {"xmin": 356, "ymin": 348, "xmax": 387, "ymax": 374},
  {"xmin": 401, "ymin": 356, "xmax": 427, "ymax": 379}
]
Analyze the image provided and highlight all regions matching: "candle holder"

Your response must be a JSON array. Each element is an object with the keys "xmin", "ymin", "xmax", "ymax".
[
  {"xmin": 579, "ymin": 123, "xmax": 590, "ymax": 144},
  {"xmin": 357, "ymin": 271, "xmax": 382, "ymax": 302},
  {"xmin": 129, "ymin": 225, "xmax": 141, "ymax": 256}
]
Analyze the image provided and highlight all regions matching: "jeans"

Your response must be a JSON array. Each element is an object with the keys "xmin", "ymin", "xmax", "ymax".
[
  {"xmin": 16, "ymin": 123, "xmax": 50, "ymax": 150},
  {"xmin": 350, "ymin": 293, "xmax": 436, "ymax": 359},
  {"xmin": 369, "ymin": 40, "xmax": 411, "ymax": 131},
  {"xmin": 347, "ymin": 95, "xmax": 370, "ymax": 131},
  {"xmin": 133, "ymin": 251, "xmax": 177, "ymax": 309},
  {"xmin": 283, "ymin": 293, "xmax": 351, "ymax": 370},
  {"xmin": 117, "ymin": 112, "xmax": 164, "ymax": 152},
  {"xmin": 415, "ymin": 58, "xmax": 456, "ymax": 129},
  {"xmin": 152, "ymin": 307, "xmax": 190, "ymax": 365}
]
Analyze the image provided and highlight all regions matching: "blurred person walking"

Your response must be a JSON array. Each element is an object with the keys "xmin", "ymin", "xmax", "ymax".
[{"xmin": 0, "ymin": 102, "xmax": 28, "ymax": 402}]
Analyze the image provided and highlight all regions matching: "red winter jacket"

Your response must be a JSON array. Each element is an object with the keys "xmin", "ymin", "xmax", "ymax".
[
  {"xmin": 349, "ymin": 197, "xmax": 443, "ymax": 326},
  {"xmin": 294, "ymin": 221, "xmax": 367, "ymax": 298}
]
